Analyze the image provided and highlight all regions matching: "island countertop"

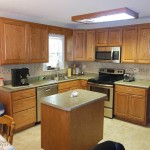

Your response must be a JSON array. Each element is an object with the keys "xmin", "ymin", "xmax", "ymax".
[{"xmin": 41, "ymin": 89, "xmax": 106, "ymax": 111}]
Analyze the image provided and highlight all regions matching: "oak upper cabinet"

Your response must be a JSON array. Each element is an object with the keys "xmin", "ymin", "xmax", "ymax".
[
  {"xmin": 108, "ymin": 27, "xmax": 122, "ymax": 46},
  {"xmin": 73, "ymin": 30, "xmax": 86, "ymax": 61},
  {"xmin": 95, "ymin": 27, "xmax": 122, "ymax": 46},
  {"xmin": 114, "ymin": 85, "xmax": 148, "ymax": 125},
  {"xmin": 86, "ymin": 30, "xmax": 95, "ymax": 61},
  {"xmin": 137, "ymin": 24, "xmax": 150, "ymax": 63},
  {"xmin": 0, "ymin": 18, "xmax": 29, "ymax": 64},
  {"xmin": 122, "ymin": 26, "xmax": 138, "ymax": 63},
  {"xmin": 29, "ymin": 23, "xmax": 48, "ymax": 63},
  {"xmin": 95, "ymin": 28, "xmax": 108, "ymax": 46}
]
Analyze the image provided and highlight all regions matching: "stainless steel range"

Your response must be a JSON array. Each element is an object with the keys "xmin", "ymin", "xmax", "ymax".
[{"xmin": 88, "ymin": 68, "xmax": 124, "ymax": 118}]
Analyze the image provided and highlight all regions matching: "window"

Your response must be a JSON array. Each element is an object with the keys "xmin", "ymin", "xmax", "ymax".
[{"xmin": 43, "ymin": 34, "xmax": 65, "ymax": 71}]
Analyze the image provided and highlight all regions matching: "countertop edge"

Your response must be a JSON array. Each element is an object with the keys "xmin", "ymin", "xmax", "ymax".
[
  {"xmin": 115, "ymin": 81, "xmax": 150, "ymax": 89},
  {"xmin": 41, "ymin": 89, "xmax": 107, "ymax": 111},
  {"xmin": 41, "ymin": 95, "xmax": 106, "ymax": 111}
]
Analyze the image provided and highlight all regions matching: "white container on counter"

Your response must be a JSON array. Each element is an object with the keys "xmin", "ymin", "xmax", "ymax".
[{"xmin": 0, "ymin": 78, "xmax": 4, "ymax": 86}]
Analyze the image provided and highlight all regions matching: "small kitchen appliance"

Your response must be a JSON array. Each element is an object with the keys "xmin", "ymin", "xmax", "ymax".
[
  {"xmin": 123, "ymin": 73, "xmax": 134, "ymax": 82},
  {"xmin": 11, "ymin": 68, "xmax": 30, "ymax": 86}
]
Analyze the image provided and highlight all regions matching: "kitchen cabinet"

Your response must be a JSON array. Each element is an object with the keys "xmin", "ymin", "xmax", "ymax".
[
  {"xmin": 0, "ymin": 18, "xmax": 29, "ymax": 64},
  {"xmin": 95, "ymin": 28, "xmax": 108, "ymax": 46},
  {"xmin": 58, "ymin": 79, "xmax": 88, "ymax": 93},
  {"xmin": 122, "ymin": 26, "xmax": 138, "ymax": 63},
  {"xmin": 95, "ymin": 27, "xmax": 122, "ymax": 46},
  {"xmin": 79, "ymin": 79, "xmax": 87, "ymax": 90},
  {"xmin": 29, "ymin": 23, "xmax": 48, "ymax": 63},
  {"xmin": 86, "ymin": 30, "xmax": 95, "ymax": 61},
  {"xmin": 108, "ymin": 27, "xmax": 122, "ymax": 46},
  {"xmin": 73, "ymin": 30, "xmax": 86, "ymax": 61},
  {"xmin": 0, "ymin": 88, "xmax": 36, "ymax": 132},
  {"xmin": 12, "ymin": 88, "xmax": 36, "ymax": 131},
  {"xmin": 73, "ymin": 30, "xmax": 95, "ymax": 61},
  {"xmin": 58, "ymin": 80, "xmax": 79, "ymax": 93},
  {"xmin": 137, "ymin": 24, "xmax": 150, "ymax": 63},
  {"xmin": 0, "ymin": 17, "xmax": 49, "ymax": 65},
  {"xmin": 114, "ymin": 85, "xmax": 149, "ymax": 125}
]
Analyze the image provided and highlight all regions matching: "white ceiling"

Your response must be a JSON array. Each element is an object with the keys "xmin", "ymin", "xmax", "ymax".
[{"xmin": 0, "ymin": 0, "xmax": 150, "ymax": 28}]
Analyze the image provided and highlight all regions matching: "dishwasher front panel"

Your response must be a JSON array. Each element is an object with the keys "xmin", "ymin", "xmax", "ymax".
[{"xmin": 36, "ymin": 84, "xmax": 58, "ymax": 122}]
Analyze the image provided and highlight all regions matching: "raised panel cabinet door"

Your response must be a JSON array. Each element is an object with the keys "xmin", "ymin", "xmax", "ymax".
[
  {"xmin": 114, "ymin": 92, "xmax": 129, "ymax": 118},
  {"xmin": 122, "ymin": 26, "xmax": 138, "ymax": 63},
  {"xmin": 95, "ymin": 28, "xmax": 108, "ymax": 46},
  {"xmin": 0, "ymin": 18, "xmax": 29, "ymax": 64},
  {"xmin": 129, "ymin": 95, "xmax": 146, "ymax": 123},
  {"xmin": 86, "ymin": 30, "xmax": 95, "ymax": 61},
  {"xmin": 73, "ymin": 30, "xmax": 86, "ymax": 60},
  {"xmin": 29, "ymin": 24, "xmax": 48, "ymax": 63},
  {"xmin": 137, "ymin": 24, "xmax": 150, "ymax": 63},
  {"xmin": 108, "ymin": 27, "xmax": 122, "ymax": 46},
  {"xmin": 65, "ymin": 29, "xmax": 73, "ymax": 61}
]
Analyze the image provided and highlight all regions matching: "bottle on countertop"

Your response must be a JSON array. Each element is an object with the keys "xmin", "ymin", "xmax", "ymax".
[
  {"xmin": 72, "ymin": 64, "xmax": 76, "ymax": 75},
  {"xmin": 67, "ymin": 68, "xmax": 71, "ymax": 77}
]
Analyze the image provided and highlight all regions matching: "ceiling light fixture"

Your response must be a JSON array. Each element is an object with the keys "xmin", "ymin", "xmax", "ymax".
[{"xmin": 72, "ymin": 7, "xmax": 139, "ymax": 23}]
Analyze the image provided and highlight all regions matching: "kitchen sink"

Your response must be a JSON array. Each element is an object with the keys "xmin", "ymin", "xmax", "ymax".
[{"xmin": 55, "ymin": 76, "xmax": 77, "ymax": 81}]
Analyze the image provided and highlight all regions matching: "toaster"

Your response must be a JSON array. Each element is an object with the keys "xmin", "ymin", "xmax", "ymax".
[{"xmin": 123, "ymin": 73, "xmax": 135, "ymax": 82}]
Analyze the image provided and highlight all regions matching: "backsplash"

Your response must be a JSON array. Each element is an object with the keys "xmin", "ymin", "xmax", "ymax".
[
  {"xmin": 0, "ymin": 63, "xmax": 66, "ymax": 81},
  {"xmin": 67, "ymin": 61, "xmax": 150, "ymax": 80},
  {"xmin": 0, "ymin": 62, "xmax": 150, "ymax": 82}
]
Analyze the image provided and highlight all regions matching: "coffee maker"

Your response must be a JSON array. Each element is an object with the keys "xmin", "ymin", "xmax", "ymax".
[{"xmin": 11, "ymin": 68, "xmax": 30, "ymax": 86}]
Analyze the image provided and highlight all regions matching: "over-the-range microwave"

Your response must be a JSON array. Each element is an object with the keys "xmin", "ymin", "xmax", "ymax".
[{"xmin": 95, "ymin": 46, "xmax": 121, "ymax": 63}]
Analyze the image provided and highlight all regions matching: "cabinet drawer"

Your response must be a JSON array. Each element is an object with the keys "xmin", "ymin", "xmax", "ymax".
[
  {"xmin": 13, "ymin": 107, "xmax": 36, "ymax": 130},
  {"xmin": 13, "ymin": 96, "xmax": 36, "ymax": 113},
  {"xmin": 12, "ymin": 88, "xmax": 36, "ymax": 100},
  {"xmin": 115, "ymin": 85, "xmax": 147, "ymax": 96},
  {"xmin": 58, "ymin": 80, "xmax": 79, "ymax": 90}
]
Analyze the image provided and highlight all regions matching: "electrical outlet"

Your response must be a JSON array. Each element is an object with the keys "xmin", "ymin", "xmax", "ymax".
[{"xmin": 133, "ymin": 68, "xmax": 139, "ymax": 73}]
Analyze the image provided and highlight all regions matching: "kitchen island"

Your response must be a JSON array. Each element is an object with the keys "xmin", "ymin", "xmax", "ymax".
[{"xmin": 41, "ymin": 89, "xmax": 106, "ymax": 150}]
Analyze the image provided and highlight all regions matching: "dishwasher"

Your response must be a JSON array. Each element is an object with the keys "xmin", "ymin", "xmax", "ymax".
[{"xmin": 36, "ymin": 84, "xmax": 58, "ymax": 122}]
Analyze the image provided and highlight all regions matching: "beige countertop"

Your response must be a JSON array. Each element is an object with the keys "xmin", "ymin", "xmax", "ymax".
[
  {"xmin": 41, "ymin": 89, "xmax": 106, "ymax": 111},
  {"xmin": 115, "ymin": 80, "xmax": 150, "ymax": 88},
  {"xmin": 0, "ymin": 75, "xmax": 95, "ymax": 92}
]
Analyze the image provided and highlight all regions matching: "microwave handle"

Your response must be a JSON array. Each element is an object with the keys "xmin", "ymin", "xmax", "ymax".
[{"xmin": 111, "ymin": 49, "xmax": 113, "ymax": 60}]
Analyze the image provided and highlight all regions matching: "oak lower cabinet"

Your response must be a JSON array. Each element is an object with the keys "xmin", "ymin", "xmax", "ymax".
[
  {"xmin": 58, "ymin": 80, "xmax": 80, "ymax": 93},
  {"xmin": 0, "ymin": 88, "xmax": 36, "ymax": 132},
  {"xmin": 79, "ymin": 80, "xmax": 87, "ymax": 90},
  {"xmin": 114, "ymin": 85, "xmax": 149, "ymax": 125},
  {"xmin": 12, "ymin": 88, "xmax": 36, "ymax": 131}
]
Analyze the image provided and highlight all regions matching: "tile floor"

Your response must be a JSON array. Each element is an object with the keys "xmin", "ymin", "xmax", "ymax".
[{"xmin": 13, "ymin": 118, "xmax": 150, "ymax": 150}]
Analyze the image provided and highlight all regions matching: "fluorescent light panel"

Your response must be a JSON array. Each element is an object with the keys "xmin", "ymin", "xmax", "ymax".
[{"xmin": 72, "ymin": 7, "xmax": 139, "ymax": 23}]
